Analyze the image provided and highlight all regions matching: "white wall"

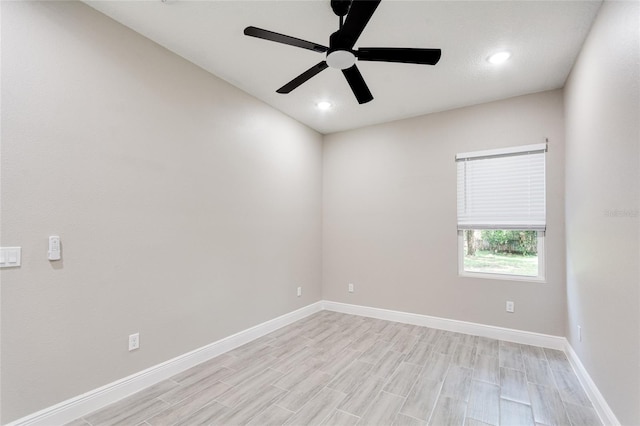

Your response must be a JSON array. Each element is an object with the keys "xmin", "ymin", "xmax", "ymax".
[
  {"xmin": 323, "ymin": 90, "xmax": 566, "ymax": 336},
  {"xmin": 0, "ymin": 2, "xmax": 322, "ymax": 423},
  {"xmin": 564, "ymin": 1, "xmax": 640, "ymax": 424}
]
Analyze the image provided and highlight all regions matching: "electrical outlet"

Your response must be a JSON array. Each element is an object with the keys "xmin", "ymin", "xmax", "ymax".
[
  {"xmin": 578, "ymin": 325, "xmax": 582, "ymax": 342},
  {"xmin": 348, "ymin": 283, "xmax": 354, "ymax": 293},
  {"xmin": 297, "ymin": 286, "xmax": 302, "ymax": 297},
  {"xmin": 128, "ymin": 333, "xmax": 140, "ymax": 351},
  {"xmin": 506, "ymin": 301, "xmax": 515, "ymax": 313}
]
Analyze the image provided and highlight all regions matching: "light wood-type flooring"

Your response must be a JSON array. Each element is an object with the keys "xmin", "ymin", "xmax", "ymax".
[{"xmin": 68, "ymin": 311, "xmax": 601, "ymax": 426}]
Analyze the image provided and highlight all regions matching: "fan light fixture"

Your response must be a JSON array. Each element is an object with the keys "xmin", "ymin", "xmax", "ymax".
[
  {"xmin": 326, "ymin": 50, "xmax": 356, "ymax": 70},
  {"xmin": 487, "ymin": 51, "xmax": 511, "ymax": 64},
  {"xmin": 316, "ymin": 101, "xmax": 332, "ymax": 110}
]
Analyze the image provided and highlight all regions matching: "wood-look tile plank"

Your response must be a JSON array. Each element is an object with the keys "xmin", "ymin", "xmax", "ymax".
[
  {"xmin": 173, "ymin": 401, "xmax": 229, "ymax": 426},
  {"xmin": 246, "ymin": 404, "xmax": 294, "ymax": 426},
  {"xmin": 466, "ymin": 380, "xmax": 499, "ymax": 426},
  {"xmin": 464, "ymin": 418, "xmax": 492, "ymax": 426},
  {"xmin": 275, "ymin": 368, "xmax": 333, "ymax": 412},
  {"xmin": 528, "ymin": 383, "xmax": 570, "ymax": 426},
  {"xmin": 500, "ymin": 398, "xmax": 535, "ymax": 426},
  {"xmin": 564, "ymin": 402, "xmax": 602, "ymax": 426},
  {"xmin": 476, "ymin": 337, "xmax": 499, "ymax": 358},
  {"xmin": 394, "ymin": 413, "xmax": 427, "ymax": 426},
  {"xmin": 221, "ymin": 355, "xmax": 279, "ymax": 386},
  {"xmin": 312, "ymin": 337, "xmax": 354, "ymax": 362},
  {"xmin": 499, "ymin": 344, "xmax": 524, "ymax": 371},
  {"xmin": 318, "ymin": 348, "xmax": 362, "ymax": 375},
  {"xmin": 400, "ymin": 323, "xmax": 424, "ymax": 337},
  {"xmin": 544, "ymin": 348, "xmax": 573, "ymax": 372},
  {"xmin": 551, "ymin": 367, "xmax": 592, "ymax": 407},
  {"xmin": 321, "ymin": 409, "xmax": 360, "ymax": 426},
  {"xmin": 284, "ymin": 387, "xmax": 346, "ymax": 426},
  {"xmin": 421, "ymin": 353, "xmax": 452, "ymax": 382},
  {"xmin": 452, "ymin": 344, "xmax": 477, "ymax": 369},
  {"xmin": 520, "ymin": 344, "xmax": 546, "ymax": 360},
  {"xmin": 500, "ymin": 367, "xmax": 530, "ymax": 404},
  {"xmin": 271, "ymin": 346, "xmax": 316, "ymax": 373},
  {"xmin": 266, "ymin": 323, "xmax": 304, "ymax": 341},
  {"xmin": 384, "ymin": 362, "xmax": 422, "ymax": 397},
  {"xmin": 147, "ymin": 381, "xmax": 231, "ymax": 425},
  {"xmin": 380, "ymin": 323, "xmax": 405, "ymax": 342},
  {"xmin": 158, "ymin": 367, "xmax": 234, "ymax": 405},
  {"xmin": 458, "ymin": 334, "xmax": 479, "ymax": 347},
  {"xmin": 359, "ymin": 340, "xmax": 390, "ymax": 364},
  {"xmin": 85, "ymin": 381, "xmax": 176, "ymax": 426},
  {"xmin": 367, "ymin": 318, "xmax": 392, "ymax": 333},
  {"xmin": 391, "ymin": 332, "xmax": 419, "ymax": 354},
  {"xmin": 306, "ymin": 325, "xmax": 339, "ymax": 342},
  {"xmin": 349, "ymin": 332, "xmax": 379, "ymax": 352},
  {"xmin": 228, "ymin": 345, "xmax": 281, "ymax": 366},
  {"xmin": 523, "ymin": 356, "xmax": 555, "ymax": 387},
  {"xmin": 440, "ymin": 365, "xmax": 473, "ymax": 402},
  {"xmin": 274, "ymin": 362, "xmax": 322, "ymax": 390},
  {"xmin": 327, "ymin": 360, "xmax": 374, "ymax": 394},
  {"xmin": 338, "ymin": 375, "xmax": 387, "ymax": 417},
  {"xmin": 400, "ymin": 375, "xmax": 441, "ymax": 421},
  {"xmin": 214, "ymin": 385, "xmax": 286, "ymax": 425},
  {"xmin": 499, "ymin": 340, "xmax": 521, "ymax": 349},
  {"xmin": 370, "ymin": 350, "xmax": 406, "ymax": 379},
  {"xmin": 473, "ymin": 355, "xmax": 499, "ymax": 385},
  {"xmin": 171, "ymin": 354, "xmax": 235, "ymax": 384},
  {"xmin": 216, "ymin": 367, "xmax": 283, "ymax": 408},
  {"xmin": 429, "ymin": 397, "xmax": 466, "ymax": 426},
  {"xmin": 63, "ymin": 419, "xmax": 91, "ymax": 426},
  {"xmin": 405, "ymin": 341, "xmax": 433, "ymax": 366},
  {"xmin": 433, "ymin": 335, "xmax": 459, "ymax": 355},
  {"xmin": 357, "ymin": 391, "xmax": 404, "ymax": 426},
  {"xmin": 313, "ymin": 330, "xmax": 350, "ymax": 349},
  {"xmin": 419, "ymin": 328, "xmax": 443, "ymax": 345}
]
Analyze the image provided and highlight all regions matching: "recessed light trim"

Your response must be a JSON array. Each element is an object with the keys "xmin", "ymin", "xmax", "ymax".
[
  {"xmin": 316, "ymin": 101, "xmax": 332, "ymax": 110},
  {"xmin": 487, "ymin": 51, "xmax": 511, "ymax": 64}
]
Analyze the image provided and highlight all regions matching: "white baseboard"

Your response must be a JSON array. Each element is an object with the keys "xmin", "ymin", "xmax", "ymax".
[
  {"xmin": 564, "ymin": 342, "xmax": 620, "ymax": 426},
  {"xmin": 7, "ymin": 302, "xmax": 323, "ymax": 426},
  {"xmin": 322, "ymin": 300, "xmax": 566, "ymax": 350},
  {"xmin": 9, "ymin": 300, "xmax": 618, "ymax": 426}
]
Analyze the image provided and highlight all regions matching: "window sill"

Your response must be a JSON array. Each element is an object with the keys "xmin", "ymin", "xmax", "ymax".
[{"xmin": 459, "ymin": 271, "xmax": 546, "ymax": 283}]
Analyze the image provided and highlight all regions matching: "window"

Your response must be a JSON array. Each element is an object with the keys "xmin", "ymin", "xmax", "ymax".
[{"xmin": 456, "ymin": 143, "xmax": 547, "ymax": 281}]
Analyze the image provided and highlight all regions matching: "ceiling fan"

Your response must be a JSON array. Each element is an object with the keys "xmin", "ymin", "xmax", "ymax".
[{"xmin": 244, "ymin": 0, "xmax": 442, "ymax": 104}]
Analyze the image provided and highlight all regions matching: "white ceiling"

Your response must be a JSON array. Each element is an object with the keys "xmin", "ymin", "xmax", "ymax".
[{"xmin": 85, "ymin": 0, "xmax": 602, "ymax": 134}]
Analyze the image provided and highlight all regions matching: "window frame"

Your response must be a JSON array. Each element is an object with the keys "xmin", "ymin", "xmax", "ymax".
[
  {"xmin": 455, "ymin": 142, "xmax": 548, "ymax": 283},
  {"xmin": 457, "ymin": 229, "xmax": 546, "ymax": 282}
]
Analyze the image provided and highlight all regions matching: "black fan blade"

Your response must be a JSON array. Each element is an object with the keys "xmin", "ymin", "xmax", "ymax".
[
  {"xmin": 338, "ymin": 0, "xmax": 381, "ymax": 49},
  {"xmin": 342, "ymin": 65, "xmax": 373, "ymax": 104},
  {"xmin": 244, "ymin": 26, "xmax": 328, "ymax": 53},
  {"xmin": 357, "ymin": 47, "xmax": 442, "ymax": 65},
  {"xmin": 277, "ymin": 61, "xmax": 329, "ymax": 94}
]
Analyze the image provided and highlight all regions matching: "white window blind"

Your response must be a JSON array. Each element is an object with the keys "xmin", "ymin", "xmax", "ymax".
[{"xmin": 456, "ymin": 143, "xmax": 546, "ymax": 230}]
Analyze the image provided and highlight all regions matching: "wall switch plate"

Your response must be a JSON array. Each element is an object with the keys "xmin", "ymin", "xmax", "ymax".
[
  {"xmin": 348, "ymin": 283, "xmax": 354, "ymax": 293},
  {"xmin": 297, "ymin": 286, "xmax": 302, "ymax": 297},
  {"xmin": 128, "ymin": 333, "xmax": 140, "ymax": 351},
  {"xmin": 506, "ymin": 301, "xmax": 515, "ymax": 313},
  {"xmin": 0, "ymin": 247, "xmax": 21, "ymax": 268},
  {"xmin": 48, "ymin": 236, "xmax": 61, "ymax": 260}
]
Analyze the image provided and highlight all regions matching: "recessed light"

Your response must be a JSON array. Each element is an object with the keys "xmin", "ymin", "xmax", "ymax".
[
  {"xmin": 316, "ymin": 101, "xmax": 332, "ymax": 110},
  {"xmin": 487, "ymin": 51, "xmax": 511, "ymax": 64}
]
